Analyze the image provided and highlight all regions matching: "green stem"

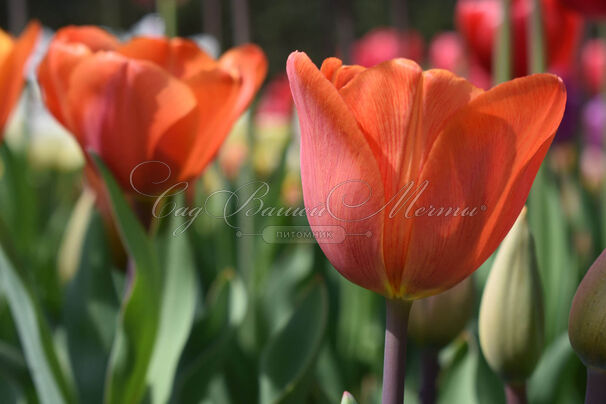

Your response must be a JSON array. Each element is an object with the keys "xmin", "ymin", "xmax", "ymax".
[
  {"xmin": 528, "ymin": 0, "xmax": 545, "ymax": 74},
  {"xmin": 382, "ymin": 298, "xmax": 413, "ymax": 404},
  {"xmin": 494, "ymin": 0, "xmax": 512, "ymax": 84},
  {"xmin": 156, "ymin": 0, "xmax": 177, "ymax": 37}
]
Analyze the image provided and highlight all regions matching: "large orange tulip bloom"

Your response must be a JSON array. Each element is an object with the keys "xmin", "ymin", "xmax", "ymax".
[
  {"xmin": 0, "ymin": 22, "xmax": 41, "ymax": 139},
  {"xmin": 287, "ymin": 52, "xmax": 566, "ymax": 299},
  {"xmin": 38, "ymin": 26, "xmax": 267, "ymax": 195}
]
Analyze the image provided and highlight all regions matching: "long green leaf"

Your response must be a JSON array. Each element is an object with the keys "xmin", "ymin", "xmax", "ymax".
[
  {"xmin": 0, "ymin": 245, "xmax": 73, "ymax": 404},
  {"xmin": 146, "ymin": 200, "xmax": 198, "ymax": 404},
  {"xmin": 260, "ymin": 280, "xmax": 328, "ymax": 404},
  {"xmin": 91, "ymin": 154, "xmax": 162, "ymax": 404}
]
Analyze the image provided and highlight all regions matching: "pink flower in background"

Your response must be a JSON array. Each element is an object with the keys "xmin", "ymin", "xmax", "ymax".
[
  {"xmin": 429, "ymin": 32, "xmax": 465, "ymax": 74},
  {"xmin": 351, "ymin": 27, "xmax": 424, "ymax": 67},
  {"xmin": 581, "ymin": 39, "xmax": 606, "ymax": 95}
]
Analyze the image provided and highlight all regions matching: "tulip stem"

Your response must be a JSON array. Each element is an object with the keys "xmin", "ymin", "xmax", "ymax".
[
  {"xmin": 585, "ymin": 368, "xmax": 606, "ymax": 404},
  {"xmin": 419, "ymin": 348, "xmax": 440, "ymax": 404},
  {"xmin": 382, "ymin": 298, "xmax": 412, "ymax": 404},
  {"xmin": 505, "ymin": 383, "xmax": 527, "ymax": 404},
  {"xmin": 156, "ymin": 0, "xmax": 177, "ymax": 37}
]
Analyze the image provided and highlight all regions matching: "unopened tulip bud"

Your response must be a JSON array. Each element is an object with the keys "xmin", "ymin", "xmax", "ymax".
[
  {"xmin": 340, "ymin": 391, "xmax": 358, "ymax": 404},
  {"xmin": 479, "ymin": 207, "xmax": 544, "ymax": 384},
  {"xmin": 408, "ymin": 276, "xmax": 475, "ymax": 349},
  {"xmin": 569, "ymin": 249, "xmax": 606, "ymax": 402},
  {"xmin": 569, "ymin": 249, "xmax": 606, "ymax": 370}
]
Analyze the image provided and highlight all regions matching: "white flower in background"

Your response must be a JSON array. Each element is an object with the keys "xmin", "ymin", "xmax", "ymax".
[{"xmin": 4, "ymin": 27, "xmax": 83, "ymax": 172}]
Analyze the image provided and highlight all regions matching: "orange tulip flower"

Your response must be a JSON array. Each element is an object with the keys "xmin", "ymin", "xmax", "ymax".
[
  {"xmin": 38, "ymin": 26, "xmax": 267, "ymax": 195},
  {"xmin": 0, "ymin": 22, "xmax": 41, "ymax": 139},
  {"xmin": 287, "ymin": 52, "xmax": 566, "ymax": 299}
]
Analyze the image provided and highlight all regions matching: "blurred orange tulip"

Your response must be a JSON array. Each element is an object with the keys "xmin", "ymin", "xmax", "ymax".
[
  {"xmin": 0, "ymin": 22, "xmax": 41, "ymax": 140},
  {"xmin": 287, "ymin": 52, "xmax": 566, "ymax": 299},
  {"xmin": 38, "ymin": 26, "xmax": 267, "ymax": 196}
]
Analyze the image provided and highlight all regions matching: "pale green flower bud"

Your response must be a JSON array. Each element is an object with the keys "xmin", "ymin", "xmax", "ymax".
[
  {"xmin": 408, "ymin": 276, "xmax": 475, "ymax": 349},
  {"xmin": 340, "ymin": 391, "xmax": 358, "ymax": 404},
  {"xmin": 479, "ymin": 207, "xmax": 544, "ymax": 383}
]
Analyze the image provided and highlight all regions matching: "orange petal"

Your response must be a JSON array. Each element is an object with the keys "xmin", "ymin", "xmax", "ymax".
[
  {"xmin": 287, "ymin": 51, "xmax": 390, "ymax": 295},
  {"xmin": 66, "ymin": 52, "xmax": 197, "ymax": 193},
  {"xmin": 339, "ymin": 59, "xmax": 423, "ymax": 198},
  {"xmin": 0, "ymin": 21, "xmax": 40, "ymax": 135},
  {"xmin": 219, "ymin": 44, "xmax": 268, "ymax": 114},
  {"xmin": 339, "ymin": 64, "xmax": 483, "ymax": 291},
  {"xmin": 118, "ymin": 37, "xmax": 216, "ymax": 80},
  {"xmin": 53, "ymin": 25, "xmax": 119, "ymax": 51},
  {"xmin": 400, "ymin": 74, "xmax": 566, "ymax": 298},
  {"xmin": 319, "ymin": 57, "xmax": 365, "ymax": 89},
  {"xmin": 37, "ymin": 41, "xmax": 93, "ymax": 133},
  {"xmin": 180, "ymin": 44, "xmax": 268, "ymax": 178},
  {"xmin": 177, "ymin": 67, "xmax": 242, "ymax": 178}
]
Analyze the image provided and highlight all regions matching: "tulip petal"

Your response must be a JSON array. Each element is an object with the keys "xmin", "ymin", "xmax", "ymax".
[
  {"xmin": 400, "ymin": 74, "xmax": 566, "ymax": 298},
  {"xmin": 0, "ymin": 21, "xmax": 40, "ymax": 134},
  {"xmin": 118, "ymin": 37, "xmax": 216, "ymax": 80},
  {"xmin": 53, "ymin": 25, "xmax": 119, "ymax": 51},
  {"xmin": 38, "ymin": 41, "xmax": 92, "ymax": 133},
  {"xmin": 179, "ymin": 68, "xmax": 242, "ymax": 178},
  {"xmin": 179, "ymin": 44, "xmax": 268, "ymax": 178},
  {"xmin": 219, "ymin": 44, "xmax": 268, "ymax": 114},
  {"xmin": 287, "ymin": 51, "xmax": 390, "ymax": 295},
  {"xmin": 66, "ymin": 52, "xmax": 198, "ymax": 192}
]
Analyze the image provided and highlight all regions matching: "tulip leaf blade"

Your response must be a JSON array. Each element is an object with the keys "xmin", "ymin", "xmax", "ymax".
[
  {"xmin": 91, "ymin": 154, "xmax": 162, "ymax": 404},
  {"xmin": 146, "ymin": 196, "xmax": 198, "ymax": 404},
  {"xmin": 174, "ymin": 269, "xmax": 247, "ymax": 403},
  {"xmin": 62, "ymin": 211, "xmax": 119, "ymax": 403},
  {"xmin": 259, "ymin": 280, "xmax": 328, "ymax": 404},
  {"xmin": 0, "ymin": 244, "xmax": 74, "ymax": 404}
]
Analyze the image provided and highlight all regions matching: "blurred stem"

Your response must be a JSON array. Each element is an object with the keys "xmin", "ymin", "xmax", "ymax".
[
  {"xmin": 505, "ymin": 383, "xmax": 527, "ymax": 404},
  {"xmin": 528, "ymin": 0, "xmax": 545, "ymax": 74},
  {"xmin": 6, "ymin": 0, "xmax": 27, "ymax": 35},
  {"xmin": 333, "ymin": 0, "xmax": 354, "ymax": 64},
  {"xmin": 419, "ymin": 349, "xmax": 439, "ymax": 404},
  {"xmin": 382, "ymin": 298, "xmax": 412, "ymax": 404},
  {"xmin": 585, "ymin": 368, "xmax": 606, "ymax": 404},
  {"xmin": 494, "ymin": 0, "xmax": 512, "ymax": 84},
  {"xmin": 231, "ymin": 0, "xmax": 250, "ymax": 44},
  {"xmin": 202, "ymin": 0, "xmax": 222, "ymax": 47},
  {"xmin": 157, "ymin": 0, "xmax": 177, "ymax": 37},
  {"xmin": 391, "ymin": 0, "xmax": 407, "ymax": 33}
]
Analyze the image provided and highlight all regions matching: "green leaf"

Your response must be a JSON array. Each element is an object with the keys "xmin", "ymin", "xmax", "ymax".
[
  {"xmin": 146, "ymin": 199, "xmax": 198, "ymax": 404},
  {"xmin": 63, "ymin": 212, "xmax": 119, "ymax": 403},
  {"xmin": 175, "ymin": 269, "xmax": 247, "ymax": 403},
  {"xmin": 0, "ymin": 245, "xmax": 74, "ymax": 404},
  {"xmin": 527, "ymin": 167, "xmax": 577, "ymax": 345},
  {"xmin": 91, "ymin": 154, "xmax": 162, "ymax": 404},
  {"xmin": 260, "ymin": 280, "xmax": 328, "ymax": 404},
  {"xmin": 529, "ymin": 333, "xmax": 584, "ymax": 404}
]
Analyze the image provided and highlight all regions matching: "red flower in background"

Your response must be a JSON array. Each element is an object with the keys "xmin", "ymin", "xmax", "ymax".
[
  {"xmin": 351, "ymin": 28, "xmax": 424, "ymax": 67},
  {"xmin": 456, "ymin": 0, "xmax": 583, "ymax": 78},
  {"xmin": 0, "ymin": 22, "xmax": 40, "ymax": 139},
  {"xmin": 37, "ymin": 26, "xmax": 267, "ymax": 196},
  {"xmin": 254, "ymin": 74, "xmax": 293, "ymax": 124},
  {"xmin": 581, "ymin": 39, "xmax": 606, "ymax": 95},
  {"xmin": 559, "ymin": 0, "xmax": 606, "ymax": 19}
]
